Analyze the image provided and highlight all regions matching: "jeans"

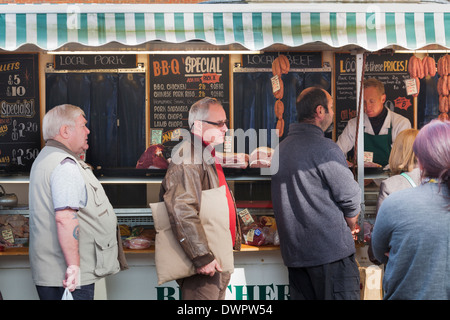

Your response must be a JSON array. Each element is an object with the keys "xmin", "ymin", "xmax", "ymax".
[{"xmin": 36, "ymin": 284, "xmax": 95, "ymax": 300}]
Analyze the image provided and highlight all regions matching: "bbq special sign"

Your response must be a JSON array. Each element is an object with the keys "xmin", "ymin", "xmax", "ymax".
[
  {"xmin": 149, "ymin": 54, "xmax": 230, "ymax": 158},
  {"xmin": 0, "ymin": 54, "xmax": 40, "ymax": 172}
]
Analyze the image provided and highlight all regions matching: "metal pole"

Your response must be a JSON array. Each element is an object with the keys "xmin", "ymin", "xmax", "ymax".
[{"xmin": 354, "ymin": 50, "xmax": 365, "ymax": 242}]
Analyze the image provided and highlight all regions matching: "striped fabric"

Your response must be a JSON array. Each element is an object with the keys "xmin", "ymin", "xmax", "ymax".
[{"xmin": 1, "ymin": 4, "xmax": 449, "ymax": 51}]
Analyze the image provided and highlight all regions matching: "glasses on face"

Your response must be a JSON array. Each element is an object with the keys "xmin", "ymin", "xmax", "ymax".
[{"xmin": 201, "ymin": 119, "xmax": 229, "ymax": 128}]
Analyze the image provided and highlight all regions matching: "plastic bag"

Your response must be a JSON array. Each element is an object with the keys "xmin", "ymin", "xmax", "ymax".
[{"xmin": 61, "ymin": 288, "xmax": 73, "ymax": 300}]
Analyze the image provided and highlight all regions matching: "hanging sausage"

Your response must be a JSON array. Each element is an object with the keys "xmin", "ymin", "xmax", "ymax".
[
  {"xmin": 271, "ymin": 54, "xmax": 290, "ymax": 137},
  {"xmin": 436, "ymin": 54, "xmax": 450, "ymax": 120}
]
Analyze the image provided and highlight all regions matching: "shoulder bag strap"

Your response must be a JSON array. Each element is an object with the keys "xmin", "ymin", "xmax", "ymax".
[{"xmin": 400, "ymin": 172, "xmax": 417, "ymax": 187}]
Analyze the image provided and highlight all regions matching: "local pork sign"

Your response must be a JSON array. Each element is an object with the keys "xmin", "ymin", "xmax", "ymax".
[
  {"xmin": 54, "ymin": 54, "xmax": 136, "ymax": 70},
  {"xmin": 150, "ymin": 54, "xmax": 229, "ymax": 158},
  {"xmin": 0, "ymin": 54, "xmax": 40, "ymax": 172}
]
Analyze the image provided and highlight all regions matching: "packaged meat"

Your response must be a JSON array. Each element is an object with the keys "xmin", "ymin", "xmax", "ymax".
[
  {"xmin": 238, "ymin": 208, "xmax": 255, "ymax": 228},
  {"xmin": 238, "ymin": 211, "xmax": 279, "ymax": 246},
  {"xmin": 123, "ymin": 237, "xmax": 152, "ymax": 250},
  {"xmin": 245, "ymin": 226, "xmax": 266, "ymax": 246},
  {"xmin": 0, "ymin": 225, "xmax": 14, "ymax": 246},
  {"xmin": 363, "ymin": 221, "xmax": 373, "ymax": 243},
  {"xmin": 260, "ymin": 215, "xmax": 276, "ymax": 228},
  {"xmin": 215, "ymin": 152, "xmax": 249, "ymax": 169},
  {"xmin": 364, "ymin": 161, "xmax": 382, "ymax": 168},
  {"xmin": 136, "ymin": 144, "xmax": 169, "ymax": 169},
  {"xmin": 0, "ymin": 214, "xmax": 29, "ymax": 239},
  {"xmin": 139, "ymin": 228, "xmax": 156, "ymax": 241},
  {"xmin": 272, "ymin": 230, "xmax": 280, "ymax": 246},
  {"xmin": 249, "ymin": 147, "xmax": 274, "ymax": 168}
]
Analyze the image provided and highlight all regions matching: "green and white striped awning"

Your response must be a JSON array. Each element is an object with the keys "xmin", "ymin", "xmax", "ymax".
[{"xmin": 1, "ymin": 3, "xmax": 450, "ymax": 52}]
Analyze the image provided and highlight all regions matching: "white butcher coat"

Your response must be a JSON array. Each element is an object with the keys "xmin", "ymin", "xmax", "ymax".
[{"xmin": 336, "ymin": 108, "xmax": 412, "ymax": 156}]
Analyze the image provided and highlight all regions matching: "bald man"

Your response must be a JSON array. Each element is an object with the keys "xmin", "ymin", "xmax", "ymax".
[{"xmin": 271, "ymin": 87, "xmax": 361, "ymax": 300}]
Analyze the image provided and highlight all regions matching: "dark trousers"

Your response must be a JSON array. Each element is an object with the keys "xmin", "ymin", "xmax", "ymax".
[
  {"xmin": 176, "ymin": 272, "xmax": 231, "ymax": 300},
  {"xmin": 288, "ymin": 254, "xmax": 360, "ymax": 300},
  {"xmin": 36, "ymin": 284, "xmax": 95, "ymax": 300}
]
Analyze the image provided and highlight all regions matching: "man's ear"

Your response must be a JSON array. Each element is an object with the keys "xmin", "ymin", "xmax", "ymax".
[
  {"xmin": 316, "ymin": 105, "xmax": 325, "ymax": 119},
  {"xmin": 191, "ymin": 120, "xmax": 202, "ymax": 133},
  {"xmin": 59, "ymin": 125, "xmax": 70, "ymax": 139}
]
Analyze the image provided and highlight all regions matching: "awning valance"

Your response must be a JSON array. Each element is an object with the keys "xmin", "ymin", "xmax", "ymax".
[{"xmin": 1, "ymin": 3, "xmax": 449, "ymax": 52}]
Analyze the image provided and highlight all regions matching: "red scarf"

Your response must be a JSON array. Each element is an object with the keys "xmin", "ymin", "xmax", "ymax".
[
  {"xmin": 196, "ymin": 134, "xmax": 236, "ymax": 245},
  {"xmin": 215, "ymin": 158, "xmax": 237, "ymax": 246}
]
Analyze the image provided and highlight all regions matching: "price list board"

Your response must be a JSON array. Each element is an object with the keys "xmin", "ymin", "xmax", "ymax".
[
  {"xmin": 0, "ymin": 54, "xmax": 40, "ymax": 172},
  {"xmin": 149, "ymin": 54, "xmax": 229, "ymax": 158}
]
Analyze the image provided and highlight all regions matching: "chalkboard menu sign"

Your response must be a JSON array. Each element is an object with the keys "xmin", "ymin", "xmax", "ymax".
[
  {"xmin": 242, "ymin": 52, "xmax": 322, "ymax": 69},
  {"xmin": 335, "ymin": 53, "xmax": 414, "ymax": 137},
  {"xmin": 0, "ymin": 54, "xmax": 40, "ymax": 172},
  {"xmin": 149, "ymin": 54, "xmax": 229, "ymax": 158}
]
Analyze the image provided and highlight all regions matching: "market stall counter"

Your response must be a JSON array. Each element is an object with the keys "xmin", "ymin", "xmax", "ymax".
[
  {"xmin": 0, "ymin": 243, "xmax": 287, "ymax": 300},
  {"xmin": 0, "ymin": 170, "xmax": 383, "ymax": 300}
]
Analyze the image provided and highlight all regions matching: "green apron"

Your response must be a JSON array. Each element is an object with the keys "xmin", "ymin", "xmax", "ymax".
[{"xmin": 364, "ymin": 126, "xmax": 392, "ymax": 167}]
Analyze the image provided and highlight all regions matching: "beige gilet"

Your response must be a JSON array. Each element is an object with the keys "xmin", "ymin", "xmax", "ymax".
[{"xmin": 29, "ymin": 143, "xmax": 124, "ymax": 286}]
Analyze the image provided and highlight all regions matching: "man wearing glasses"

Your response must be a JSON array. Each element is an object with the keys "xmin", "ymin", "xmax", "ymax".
[{"xmin": 159, "ymin": 97, "xmax": 241, "ymax": 300}]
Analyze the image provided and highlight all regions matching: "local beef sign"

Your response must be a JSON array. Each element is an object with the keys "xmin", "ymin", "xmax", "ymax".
[
  {"xmin": 149, "ymin": 54, "xmax": 229, "ymax": 158},
  {"xmin": 0, "ymin": 54, "xmax": 40, "ymax": 172}
]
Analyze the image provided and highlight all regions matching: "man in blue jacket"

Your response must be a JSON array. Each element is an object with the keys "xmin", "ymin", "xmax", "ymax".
[{"xmin": 271, "ymin": 87, "xmax": 361, "ymax": 300}]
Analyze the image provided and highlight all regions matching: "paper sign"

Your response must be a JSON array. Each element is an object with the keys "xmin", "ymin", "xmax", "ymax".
[
  {"xmin": 271, "ymin": 75, "xmax": 280, "ymax": 93},
  {"xmin": 238, "ymin": 208, "xmax": 254, "ymax": 226},
  {"xmin": 364, "ymin": 151, "xmax": 374, "ymax": 163},
  {"xmin": 224, "ymin": 135, "xmax": 232, "ymax": 153},
  {"xmin": 404, "ymin": 78, "xmax": 418, "ymax": 96}
]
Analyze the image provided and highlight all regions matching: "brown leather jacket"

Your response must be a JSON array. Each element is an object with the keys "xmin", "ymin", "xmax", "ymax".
[{"xmin": 159, "ymin": 134, "xmax": 241, "ymax": 268}]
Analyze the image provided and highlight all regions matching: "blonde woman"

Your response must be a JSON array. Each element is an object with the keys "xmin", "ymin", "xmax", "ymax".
[
  {"xmin": 375, "ymin": 128, "xmax": 420, "ymax": 213},
  {"xmin": 368, "ymin": 128, "xmax": 419, "ymax": 265}
]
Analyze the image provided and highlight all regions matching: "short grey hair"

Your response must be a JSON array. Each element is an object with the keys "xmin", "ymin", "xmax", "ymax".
[
  {"xmin": 188, "ymin": 97, "xmax": 222, "ymax": 130},
  {"xmin": 42, "ymin": 104, "xmax": 85, "ymax": 141}
]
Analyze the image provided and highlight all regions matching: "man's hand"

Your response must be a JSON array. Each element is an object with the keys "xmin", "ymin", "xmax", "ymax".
[
  {"xmin": 196, "ymin": 259, "xmax": 222, "ymax": 277},
  {"xmin": 63, "ymin": 265, "xmax": 80, "ymax": 291},
  {"xmin": 345, "ymin": 212, "xmax": 360, "ymax": 240},
  {"xmin": 351, "ymin": 223, "xmax": 361, "ymax": 241}
]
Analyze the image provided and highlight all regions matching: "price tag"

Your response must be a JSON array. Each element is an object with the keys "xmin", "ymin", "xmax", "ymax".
[
  {"xmin": 404, "ymin": 78, "xmax": 418, "ymax": 96},
  {"xmin": 246, "ymin": 229, "xmax": 254, "ymax": 242},
  {"xmin": 224, "ymin": 136, "xmax": 232, "ymax": 153},
  {"xmin": 364, "ymin": 151, "xmax": 374, "ymax": 163},
  {"xmin": 1, "ymin": 227, "xmax": 14, "ymax": 244},
  {"xmin": 238, "ymin": 208, "xmax": 254, "ymax": 226},
  {"xmin": 271, "ymin": 75, "xmax": 280, "ymax": 93}
]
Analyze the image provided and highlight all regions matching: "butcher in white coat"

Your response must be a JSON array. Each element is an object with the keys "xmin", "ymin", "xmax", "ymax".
[{"xmin": 337, "ymin": 78, "xmax": 411, "ymax": 167}]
